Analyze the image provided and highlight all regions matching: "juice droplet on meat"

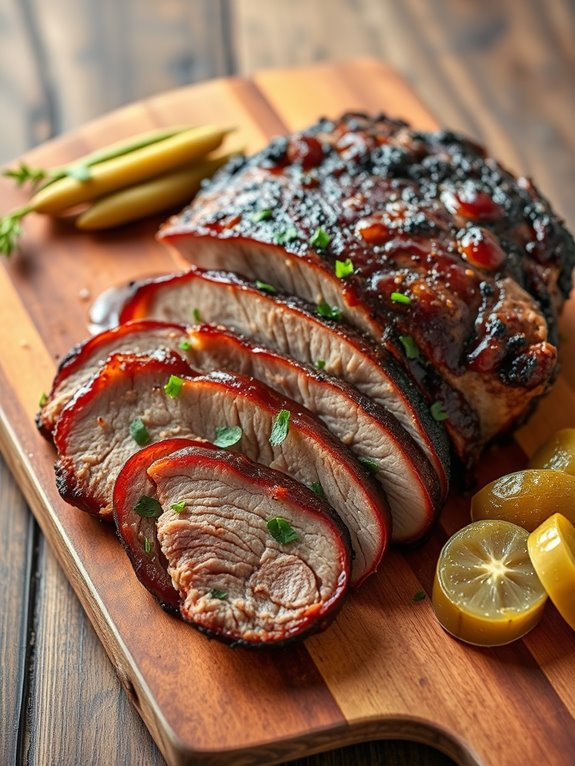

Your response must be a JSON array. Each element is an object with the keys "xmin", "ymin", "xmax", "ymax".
[
  {"xmin": 443, "ymin": 185, "xmax": 503, "ymax": 221},
  {"xmin": 287, "ymin": 136, "xmax": 324, "ymax": 170},
  {"xmin": 457, "ymin": 227, "xmax": 507, "ymax": 270}
]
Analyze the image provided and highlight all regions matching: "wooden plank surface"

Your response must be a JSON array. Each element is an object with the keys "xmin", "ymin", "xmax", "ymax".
[
  {"xmin": 1, "ymin": 3, "xmax": 575, "ymax": 766},
  {"xmin": 1, "ymin": 57, "xmax": 575, "ymax": 766}
]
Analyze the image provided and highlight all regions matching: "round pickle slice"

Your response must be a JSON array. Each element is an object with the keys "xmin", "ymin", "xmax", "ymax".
[
  {"xmin": 471, "ymin": 469, "xmax": 575, "ymax": 531},
  {"xmin": 432, "ymin": 520, "xmax": 547, "ymax": 646},
  {"xmin": 528, "ymin": 513, "xmax": 575, "ymax": 631},
  {"xmin": 529, "ymin": 428, "xmax": 575, "ymax": 476}
]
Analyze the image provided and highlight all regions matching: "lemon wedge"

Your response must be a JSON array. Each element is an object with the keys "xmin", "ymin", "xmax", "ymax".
[
  {"xmin": 433, "ymin": 520, "xmax": 547, "ymax": 646},
  {"xmin": 528, "ymin": 513, "xmax": 575, "ymax": 630}
]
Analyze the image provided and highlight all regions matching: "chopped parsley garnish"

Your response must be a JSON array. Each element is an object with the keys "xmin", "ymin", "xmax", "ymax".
[
  {"xmin": 273, "ymin": 226, "xmax": 298, "ymax": 245},
  {"xmin": 391, "ymin": 291, "xmax": 411, "ymax": 305},
  {"xmin": 311, "ymin": 481, "xmax": 325, "ymax": 498},
  {"xmin": 129, "ymin": 417, "xmax": 151, "ymax": 446},
  {"xmin": 134, "ymin": 495, "xmax": 162, "ymax": 518},
  {"xmin": 179, "ymin": 339, "xmax": 191, "ymax": 351},
  {"xmin": 412, "ymin": 590, "xmax": 426, "ymax": 602},
  {"xmin": 143, "ymin": 536, "xmax": 152, "ymax": 554},
  {"xmin": 192, "ymin": 308, "xmax": 202, "ymax": 323},
  {"xmin": 210, "ymin": 589, "xmax": 228, "ymax": 600},
  {"xmin": 399, "ymin": 335, "xmax": 420, "ymax": 360},
  {"xmin": 430, "ymin": 401, "xmax": 449, "ymax": 421},
  {"xmin": 314, "ymin": 359, "xmax": 326, "ymax": 370},
  {"xmin": 267, "ymin": 516, "xmax": 299, "ymax": 544},
  {"xmin": 213, "ymin": 425, "xmax": 243, "ymax": 448},
  {"xmin": 251, "ymin": 208, "xmax": 273, "ymax": 222},
  {"xmin": 358, "ymin": 457, "xmax": 379, "ymax": 475},
  {"xmin": 269, "ymin": 409, "xmax": 291, "ymax": 447},
  {"xmin": 316, "ymin": 301, "xmax": 343, "ymax": 321},
  {"xmin": 171, "ymin": 500, "xmax": 186, "ymax": 514},
  {"xmin": 255, "ymin": 279, "xmax": 277, "ymax": 294},
  {"xmin": 164, "ymin": 375, "xmax": 184, "ymax": 398},
  {"xmin": 38, "ymin": 392, "xmax": 48, "ymax": 407},
  {"xmin": 335, "ymin": 258, "xmax": 354, "ymax": 279},
  {"xmin": 309, "ymin": 227, "xmax": 331, "ymax": 249}
]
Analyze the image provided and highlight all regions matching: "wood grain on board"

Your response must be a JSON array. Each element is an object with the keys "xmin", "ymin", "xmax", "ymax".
[{"xmin": 1, "ymin": 57, "xmax": 575, "ymax": 766}]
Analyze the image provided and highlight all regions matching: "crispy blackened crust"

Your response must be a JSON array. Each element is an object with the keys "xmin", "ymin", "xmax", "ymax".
[{"xmin": 159, "ymin": 113, "xmax": 575, "ymax": 465}]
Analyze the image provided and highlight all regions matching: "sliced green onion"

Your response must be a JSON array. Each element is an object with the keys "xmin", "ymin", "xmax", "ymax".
[
  {"xmin": 171, "ymin": 500, "xmax": 186, "ymax": 514},
  {"xmin": 129, "ymin": 417, "xmax": 151, "ymax": 446},
  {"xmin": 430, "ymin": 401, "xmax": 449, "ymax": 421},
  {"xmin": 391, "ymin": 291, "xmax": 411, "ymax": 305},
  {"xmin": 335, "ymin": 258, "xmax": 354, "ymax": 278},
  {"xmin": 316, "ymin": 302, "xmax": 342, "ymax": 321},
  {"xmin": 309, "ymin": 227, "xmax": 331, "ymax": 249},
  {"xmin": 255, "ymin": 279, "xmax": 277, "ymax": 294},
  {"xmin": 399, "ymin": 335, "xmax": 419, "ymax": 360}
]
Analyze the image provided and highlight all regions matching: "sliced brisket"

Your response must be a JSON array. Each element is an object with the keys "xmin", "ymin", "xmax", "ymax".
[
  {"xmin": 119, "ymin": 267, "xmax": 450, "ymax": 493},
  {"xmin": 148, "ymin": 445, "xmax": 351, "ymax": 646}
]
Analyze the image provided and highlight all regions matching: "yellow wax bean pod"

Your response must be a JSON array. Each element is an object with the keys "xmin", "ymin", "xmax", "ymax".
[
  {"xmin": 30, "ymin": 125, "xmax": 232, "ymax": 215},
  {"xmin": 76, "ymin": 150, "xmax": 239, "ymax": 230}
]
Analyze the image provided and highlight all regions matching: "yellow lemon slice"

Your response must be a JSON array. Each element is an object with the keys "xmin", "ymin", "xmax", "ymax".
[
  {"xmin": 471, "ymin": 469, "xmax": 575, "ymax": 531},
  {"xmin": 433, "ymin": 520, "xmax": 547, "ymax": 646},
  {"xmin": 528, "ymin": 513, "xmax": 575, "ymax": 630},
  {"xmin": 529, "ymin": 428, "xmax": 575, "ymax": 476}
]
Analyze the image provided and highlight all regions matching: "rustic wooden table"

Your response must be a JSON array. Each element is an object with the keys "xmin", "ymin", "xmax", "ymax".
[{"xmin": 1, "ymin": 2, "xmax": 574, "ymax": 765}]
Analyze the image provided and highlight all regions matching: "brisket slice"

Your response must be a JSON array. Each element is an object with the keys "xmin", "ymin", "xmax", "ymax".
[
  {"xmin": 184, "ymin": 324, "xmax": 441, "ymax": 542},
  {"xmin": 159, "ymin": 113, "xmax": 575, "ymax": 464},
  {"xmin": 48, "ymin": 310, "xmax": 440, "ymax": 540},
  {"xmin": 54, "ymin": 353, "xmax": 390, "ymax": 583},
  {"xmin": 119, "ymin": 268, "xmax": 450, "ymax": 495},
  {"xmin": 37, "ymin": 320, "xmax": 191, "ymax": 439},
  {"xmin": 148, "ymin": 445, "xmax": 351, "ymax": 646},
  {"xmin": 53, "ymin": 351, "xmax": 200, "ymax": 519},
  {"xmin": 113, "ymin": 437, "xmax": 208, "ymax": 612}
]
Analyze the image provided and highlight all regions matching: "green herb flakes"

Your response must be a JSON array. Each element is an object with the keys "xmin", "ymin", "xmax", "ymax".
[
  {"xmin": 391, "ymin": 292, "xmax": 411, "ymax": 305},
  {"xmin": 269, "ymin": 409, "xmax": 291, "ymax": 447},
  {"xmin": 399, "ymin": 335, "xmax": 420, "ymax": 360},
  {"xmin": 210, "ymin": 589, "xmax": 228, "ymax": 600},
  {"xmin": 430, "ymin": 401, "xmax": 449, "ymax": 421},
  {"xmin": 267, "ymin": 516, "xmax": 299, "ymax": 545},
  {"xmin": 314, "ymin": 359, "xmax": 326, "ymax": 370},
  {"xmin": 316, "ymin": 302, "xmax": 343, "ymax": 321},
  {"xmin": 309, "ymin": 227, "xmax": 331, "ymax": 249},
  {"xmin": 134, "ymin": 495, "xmax": 162, "ymax": 518},
  {"xmin": 192, "ymin": 308, "xmax": 202, "ymax": 323},
  {"xmin": 38, "ymin": 392, "xmax": 48, "ymax": 408},
  {"xmin": 144, "ymin": 536, "xmax": 152, "ymax": 554},
  {"xmin": 251, "ymin": 208, "xmax": 273, "ymax": 222},
  {"xmin": 171, "ymin": 500, "xmax": 186, "ymax": 514},
  {"xmin": 358, "ymin": 457, "xmax": 379, "ymax": 475},
  {"xmin": 311, "ymin": 481, "xmax": 325, "ymax": 498},
  {"xmin": 273, "ymin": 226, "xmax": 298, "ymax": 245},
  {"xmin": 164, "ymin": 375, "xmax": 184, "ymax": 398},
  {"xmin": 335, "ymin": 258, "xmax": 354, "ymax": 279},
  {"xmin": 412, "ymin": 590, "xmax": 426, "ymax": 602},
  {"xmin": 178, "ymin": 339, "xmax": 191, "ymax": 351},
  {"xmin": 255, "ymin": 279, "xmax": 277, "ymax": 294},
  {"xmin": 213, "ymin": 425, "xmax": 243, "ymax": 448},
  {"xmin": 129, "ymin": 417, "xmax": 151, "ymax": 446}
]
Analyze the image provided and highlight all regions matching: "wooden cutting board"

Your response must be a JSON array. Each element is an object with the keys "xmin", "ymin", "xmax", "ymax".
[{"xmin": 1, "ymin": 58, "xmax": 575, "ymax": 766}]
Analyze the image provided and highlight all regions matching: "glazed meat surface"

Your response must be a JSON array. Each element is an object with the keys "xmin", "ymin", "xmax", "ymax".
[{"xmin": 160, "ymin": 113, "xmax": 575, "ymax": 464}]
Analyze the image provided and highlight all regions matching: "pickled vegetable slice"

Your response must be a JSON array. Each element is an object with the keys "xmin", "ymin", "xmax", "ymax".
[
  {"xmin": 471, "ymin": 469, "xmax": 575, "ymax": 531},
  {"xmin": 528, "ymin": 513, "xmax": 575, "ymax": 630},
  {"xmin": 529, "ymin": 428, "xmax": 575, "ymax": 476},
  {"xmin": 432, "ymin": 520, "xmax": 547, "ymax": 646}
]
